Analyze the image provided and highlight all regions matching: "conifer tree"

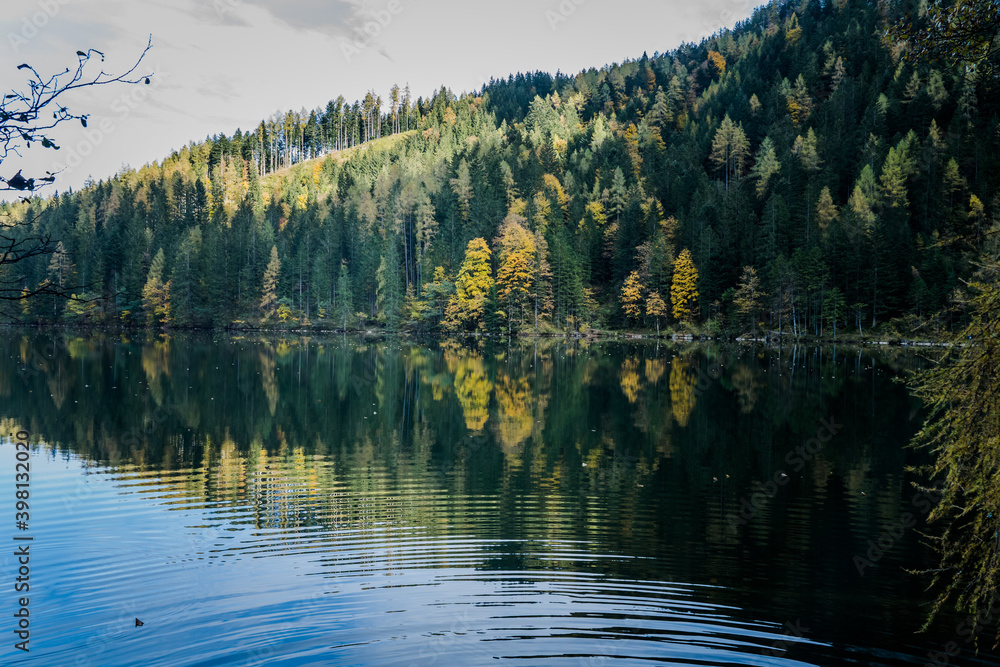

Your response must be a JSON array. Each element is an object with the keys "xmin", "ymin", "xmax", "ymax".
[
  {"xmin": 671, "ymin": 249, "xmax": 699, "ymax": 323},
  {"xmin": 621, "ymin": 270, "xmax": 643, "ymax": 324},
  {"xmin": 733, "ymin": 266, "xmax": 764, "ymax": 332},
  {"xmin": 751, "ymin": 137, "xmax": 781, "ymax": 199},
  {"xmin": 445, "ymin": 238, "xmax": 494, "ymax": 331},
  {"xmin": 376, "ymin": 242, "xmax": 403, "ymax": 330},
  {"xmin": 260, "ymin": 245, "xmax": 280, "ymax": 320},
  {"xmin": 710, "ymin": 115, "xmax": 750, "ymax": 192},
  {"xmin": 142, "ymin": 248, "xmax": 171, "ymax": 327},
  {"xmin": 336, "ymin": 260, "xmax": 353, "ymax": 331},
  {"xmin": 495, "ymin": 214, "xmax": 536, "ymax": 332},
  {"xmin": 44, "ymin": 241, "xmax": 74, "ymax": 319},
  {"xmin": 171, "ymin": 227, "xmax": 202, "ymax": 326},
  {"xmin": 816, "ymin": 187, "xmax": 839, "ymax": 237},
  {"xmin": 911, "ymin": 268, "xmax": 1000, "ymax": 632}
]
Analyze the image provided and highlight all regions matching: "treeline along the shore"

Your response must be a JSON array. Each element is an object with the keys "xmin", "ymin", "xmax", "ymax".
[{"xmin": 3, "ymin": 0, "xmax": 998, "ymax": 336}]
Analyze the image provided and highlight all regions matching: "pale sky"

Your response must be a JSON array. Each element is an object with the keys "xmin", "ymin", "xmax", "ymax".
[{"xmin": 0, "ymin": 0, "xmax": 760, "ymax": 200}]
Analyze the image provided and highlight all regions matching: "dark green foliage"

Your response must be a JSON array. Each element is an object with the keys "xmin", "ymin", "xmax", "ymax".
[
  {"xmin": 911, "ymin": 264, "xmax": 1000, "ymax": 634},
  {"xmin": 4, "ymin": 0, "xmax": 997, "ymax": 336}
]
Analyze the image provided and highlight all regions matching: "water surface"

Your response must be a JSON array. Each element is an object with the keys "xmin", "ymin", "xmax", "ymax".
[{"xmin": 1, "ymin": 332, "xmax": 995, "ymax": 665}]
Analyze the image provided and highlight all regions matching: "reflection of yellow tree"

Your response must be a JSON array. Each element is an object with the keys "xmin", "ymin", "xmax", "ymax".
[
  {"xmin": 669, "ymin": 358, "xmax": 696, "ymax": 427},
  {"xmin": 19, "ymin": 337, "xmax": 31, "ymax": 367},
  {"xmin": 0, "ymin": 419, "xmax": 25, "ymax": 437},
  {"xmin": 413, "ymin": 348, "xmax": 453, "ymax": 402},
  {"xmin": 141, "ymin": 337, "xmax": 171, "ymax": 406},
  {"xmin": 260, "ymin": 348, "xmax": 279, "ymax": 416},
  {"xmin": 620, "ymin": 358, "xmax": 641, "ymax": 403},
  {"xmin": 731, "ymin": 363, "xmax": 759, "ymax": 414},
  {"xmin": 644, "ymin": 359, "xmax": 666, "ymax": 385},
  {"xmin": 46, "ymin": 361, "xmax": 69, "ymax": 411},
  {"xmin": 66, "ymin": 337, "xmax": 95, "ymax": 360},
  {"xmin": 216, "ymin": 433, "xmax": 245, "ymax": 498},
  {"xmin": 444, "ymin": 346, "xmax": 492, "ymax": 431},
  {"xmin": 495, "ymin": 373, "xmax": 532, "ymax": 459}
]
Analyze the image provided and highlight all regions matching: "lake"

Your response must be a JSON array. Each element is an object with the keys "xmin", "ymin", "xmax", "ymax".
[{"xmin": 1, "ymin": 331, "xmax": 997, "ymax": 666}]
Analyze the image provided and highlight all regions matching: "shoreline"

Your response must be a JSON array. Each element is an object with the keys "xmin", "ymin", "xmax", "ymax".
[{"xmin": 0, "ymin": 322, "xmax": 960, "ymax": 348}]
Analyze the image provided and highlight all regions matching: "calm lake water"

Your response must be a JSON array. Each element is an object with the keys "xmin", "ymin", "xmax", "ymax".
[{"xmin": 1, "ymin": 331, "xmax": 998, "ymax": 666}]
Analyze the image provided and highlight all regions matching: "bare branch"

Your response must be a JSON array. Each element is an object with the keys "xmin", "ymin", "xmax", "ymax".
[{"xmin": 0, "ymin": 37, "xmax": 154, "ymax": 196}]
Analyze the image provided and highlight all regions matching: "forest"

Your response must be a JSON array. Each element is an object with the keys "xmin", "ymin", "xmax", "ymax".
[{"xmin": 2, "ymin": 0, "xmax": 998, "ymax": 337}]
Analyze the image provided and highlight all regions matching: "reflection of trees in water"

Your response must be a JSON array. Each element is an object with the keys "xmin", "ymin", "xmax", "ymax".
[
  {"xmin": 142, "ymin": 336, "xmax": 171, "ymax": 406},
  {"xmin": 669, "ymin": 357, "xmax": 696, "ymax": 427},
  {"xmin": 730, "ymin": 363, "xmax": 759, "ymax": 414},
  {"xmin": 1, "ymin": 333, "xmax": 931, "ymax": 513},
  {"xmin": 620, "ymin": 358, "xmax": 641, "ymax": 404},
  {"xmin": 494, "ymin": 373, "xmax": 533, "ymax": 458},
  {"xmin": 443, "ymin": 343, "xmax": 492, "ymax": 431},
  {"xmin": 644, "ymin": 359, "xmax": 665, "ymax": 385},
  {"xmin": 260, "ymin": 347, "xmax": 279, "ymax": 416},
  {"xmin": 46, "ymin": 356, "xmax": 70, "ymax": 410},
  {"xmin": 0, "ymin": 331, "xmax": 954, "ymax": 631}
]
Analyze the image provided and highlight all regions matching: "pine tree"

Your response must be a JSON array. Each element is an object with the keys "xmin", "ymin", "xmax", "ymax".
[
  {"xmin": 46, "ymin": 241, "xmax": 73, "ymax": 289},
  {"xmin": 927, "ymin": 70, "xmax": 948, "ymax": 111},
  {"xmin": 608, "ymin": 167, "xmax": 627, "ymax": 224},
  {"xmin": 903, "ymin": 70, "xmax": 922, "ymax": 105},
  {"xmin": 709, "ymin": 115, "xmax": 750, "ymax": 192},
  {"xmin": 445, "ymin": 238, "xmax": 494, "ymax": 331},
  {"xmin": 142, "ymin": 248, "xmax": 171, "ymax": 327},
  {"xmin": 816, "ymin": 187, "xmax": 839, "ymax": 237},
  {"xmin": 45, "ymin": 241, "xmax": 74, "ymax": 319},
  {"xmin": 483, "ymin": 283, "xmax": 503, "ymax": 335},
  {"xmin": 171, "ymin": 227, "xmax": 202, "ymax": 326},
  {"xmin": 376, "ymin": 241, "xmax": 403, "ymax": 330},
  {"xmin": 451, "ymin": 159, "xmax": 473, "ymax": 224},
  {"xmin": 750, "ymin": 137, "xmax": 781, "ymax": 199},
  {"xmin": 793, "ymin": 129, "xmax": 823, "ymax": 243},
  {"xmin": 786, "ymin": 74, "xmax": 812, "ymax": 125},
  {"xmin": 881, "ymin": 141, "xmax": 912, "ymax": 208},
  {"xmin": 495, "ymin": 213, "xmax": 536, "ymax": 333},
  {"xmin": 670, "ymin": 249, "xmax": 699, "ymax": 323},
  {"xmin": 911, "ymin": 268, "xmax": 1000, "ymax": 631},
  {"xmin": 336, "ymin": 260, "xmax": 353, "ymax": 331},
  {"xmin": 621, "ymin": 270, "xmax": 643, "ymax": 323},
  {"xmin": 733, "ymin": 266, "xmax": 764, "ymax": 332},
  {"xmin": 260, "ymin": 245, "xmax": 280, "ymax": 320},
  {"xmin": 824, "ymin": 287, "xmax": 846, "ymax": 339}
]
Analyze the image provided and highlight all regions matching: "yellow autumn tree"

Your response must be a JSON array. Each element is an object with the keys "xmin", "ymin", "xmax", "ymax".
[
  {"xmin": 670, "ymin": 249, "xmax": 699, "ymax": 323},
  {"xmin": 541, "ymin": 173, "xmax": 569, "ymax": 223},
  {"xmin": 621, "ymin": 270, "xmax": 643, "ymax": 324},
  {"xmin": 815, "ymin": 186, "xmax": 838, "ymax": 236},
  {"xmin": 494, "ymin": 213, "xmax": 536, "ymax": 332},
  {"xmin": 707, "ymin": 50, "xmax": 726, "ymax": 76},
  {"xmin": 646, "ymin": 290, "xmax": 667, "ymax": 335},
  {"xmin": 445, "ymin": 238, "xmax": 494, "ymax": 331}
]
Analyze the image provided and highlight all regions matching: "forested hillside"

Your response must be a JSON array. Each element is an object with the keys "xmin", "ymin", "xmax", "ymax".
[{"xmin": 3, "ymin": 0, "xmax": 998, "ymax": 336}]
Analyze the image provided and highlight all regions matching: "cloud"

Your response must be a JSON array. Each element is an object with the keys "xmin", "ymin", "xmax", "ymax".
[{"xmin": 239, "ymin": 0, "xmax": 355, "ymax": 33}]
